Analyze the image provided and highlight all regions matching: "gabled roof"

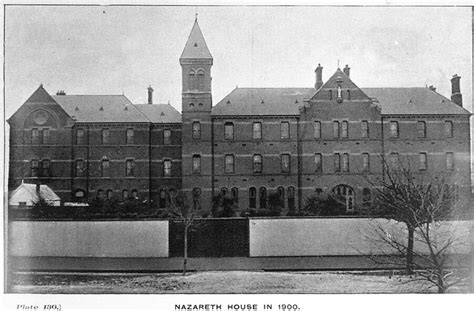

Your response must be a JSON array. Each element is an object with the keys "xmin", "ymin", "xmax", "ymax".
[
  {"xmin": 362, "ymin": 88, "xmax": 471, "ymax": 115},
  {"xmin": 135, "ymin": 104, "xmax": 182, "ymax": 123},
  {"xmin": 213, "ymin": 88, "xmax": 314, "ymax": 116},
  {"xmin": 9, "ymin": 182, "xmax": 60, "ymax": 206},
  {"xmin": 310, "ymin": 68, "xmax": 371, "ymax": 101},
  {"xmin": 53, "ymin": 95, "xmax": 150, "ymax": 123},
  {"xmin": 180, "ymin": 19, "xmax": 213, "ymax": 60},
  {"xmin": 25, "ymin": 84, "xmax": 56, "ymax": 103}
]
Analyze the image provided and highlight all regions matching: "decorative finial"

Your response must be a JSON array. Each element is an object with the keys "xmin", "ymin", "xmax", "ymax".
[
  {"xmin": 195, "ymin": 8, "xmax": 198, "ymax": 21},
  {"xmin": 337, "ymin": 59, "xmax": 340, "ymax": 68}
]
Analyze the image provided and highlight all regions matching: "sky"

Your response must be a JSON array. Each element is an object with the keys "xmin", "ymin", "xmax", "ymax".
[{"xmin": 4, "ymin": 6, "xmax": 472, "ymax": 118}]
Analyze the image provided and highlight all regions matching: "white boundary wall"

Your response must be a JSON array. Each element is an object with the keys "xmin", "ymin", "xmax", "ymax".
[
  {"xmin": 10, "ymin": 220, "xmax": 169, "ymax": 257},
  {"xmin": 249, "ymin": 218, "xmax": 472, "ymax": 257}
]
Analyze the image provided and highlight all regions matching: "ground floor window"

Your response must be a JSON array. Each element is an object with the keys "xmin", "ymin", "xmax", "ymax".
[
  {"xmin": 288, "ymin": 186, "xmax": 295, "ymax": 211},
  {"xmin": 249, "ymin": 187, "xmax": 256, "ymax": 209},
  {"xmin": 259, "ymin": 187, "xmax": 267, "ymax": 209},
  {"xmin": 332, "ymin": 185, "xmax": 354, "ymax": 212}
]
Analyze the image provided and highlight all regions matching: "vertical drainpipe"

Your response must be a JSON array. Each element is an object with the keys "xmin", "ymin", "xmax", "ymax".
[
  {"xmin": 148, "ymin": 123, "xmax": 152, "ymax": 208},
  {"xmin": 70, "ymin": 125, "xmax": 74, "ymax": 202},
  {"xmin": 86, "ymin": 125, "xmax": 90, "ymax": 201},
  {"xmin": 211, "ymin": 118, "xmax": 215, "ymax": 209},
  {"xmin": 297, "ymin": 116, "xmax": 302, "ymax": 210},
  {"xmin": 380, "ymin": 116, "xmax": 385, "ymax": 182}
]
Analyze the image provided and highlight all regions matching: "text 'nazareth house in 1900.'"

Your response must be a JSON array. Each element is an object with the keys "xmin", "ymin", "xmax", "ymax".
[{"xmin": 7, "ymin": 19, "xmax": 472, "ymax": 215}]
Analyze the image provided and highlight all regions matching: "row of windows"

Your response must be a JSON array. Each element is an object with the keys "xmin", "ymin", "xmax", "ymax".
[
  {"xmin": 30, "ymin": 159, "xmax": 50, "ymax": 177},
  {"xmin": 75, "ymin": 128, "xmax": 172, "ymax": 145},
  {"xmin": 72, "ymin": 159, "xmax": 173, "ymax": 178},
  {"xmin": 31, "ymin": 128, "xmax": 50, "ymax": 144},
  {"xmin": 389, "ymin": 120, "xmax": 454, "ymax": 138},
  {"xmin": 389, "ymin": 152, "xmax": 455, "ymax": 171},
  {"xmin": 90, "ymin": 189, "xmax": 139, "ymax": 200},
  {"xmin": 192, "ymin": 154, "xmax": 291, "ymax": 174},
  {"xmin": 188, "ymin": 69, "xmax": 205, "ymax": 90}
]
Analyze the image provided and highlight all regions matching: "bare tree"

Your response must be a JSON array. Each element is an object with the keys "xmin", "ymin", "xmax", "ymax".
[
  {"xmin": 166, "ymin": 190, "xmax": 197, "ymax": 276},
  {"xmin": 364, "ymin": 158, "xmax": 469, "ymax": 292}
]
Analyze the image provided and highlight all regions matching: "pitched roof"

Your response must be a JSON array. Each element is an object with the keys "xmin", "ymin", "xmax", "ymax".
[
  {"xmin": 135, "ymin": 104, "xmax": 182, "ymax": 123},
  {"xmin": 25, "ymin": 84, "xmax": 56, "ymax": 103},
  {"xmin": 311, "ymin": 68, "xmax": 371, "ymax": 102},
  {"xmin": 213, "ymin": 88, "xmax": 314, "ymax": 116},
  {"xmin": 362, "ymin": 88, "xmax": 471, "ymax": 115},
  {"xmin": 9, "ymin": 183, "xmax": 60, "ymax": 206},
  {"xmin": 180, "ymin": 19, "xmax": 213, "ymax": 60},
  {"xmin": 53, "ymin": 95, "xmax": 150, "ymax": 123}
]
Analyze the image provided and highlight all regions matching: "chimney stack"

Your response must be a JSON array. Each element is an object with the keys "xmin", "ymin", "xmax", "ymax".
[
  {"xmin": 343, "ymin": 64, "xmax": 350, "ymax": 77},
  {"xmin": 450, "ymin": 74, "xmax": 462, "ymax": 107},
  {"xmin": 315, "ymin": 64, "xmax": 323, "ymax": 90},
  {"xmin": 56, "ymin": 90, "xmax": 66, "ymax": 96},
  {"xmin": 147, "ymin": 85, "xmax": 154, "ymax": 105}
]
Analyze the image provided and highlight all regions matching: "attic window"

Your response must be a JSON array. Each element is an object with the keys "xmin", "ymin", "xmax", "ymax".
[
  {"xmin": 261, "ymin": 100, "xmax": 264, "ymax": 104},
  {"xmin": 408, "ymin": 99, "xmax": 413, "ymax": 104},
  {"xmin": 75, "ymin": 106, "xmax": 79, "ymax": 111},
  {"xmin": 295, "ymin": 100, "xmax": 299, "ymax": 104},
  {"xmin": 99, "ymin": 107, "xmax": 104, "ymax": 111},
  {"xmin": 226, "ymin": 100, "xmax": 231, "ymax": 105},
  {"xmin": 198, "ymin": 103, "xmax": 203, "ymax": 107},
  {"xmin": 194, "ymin": 43, "xmax": 198, "ymax": 47},
  {"xmin": 124, "ymin": 106, "xmax": 128, "ymax": 111},
  {"xmin": 160, "ymin": 112, "xmax": 165, "ymax": 116}
]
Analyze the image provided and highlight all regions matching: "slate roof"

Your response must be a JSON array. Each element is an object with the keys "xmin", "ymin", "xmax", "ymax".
[
  {"xmin": 53, "ymin": 95, "xmax": 150, "ymax": 123},
  {"xmin": 25, "ymin": 84, "xmax": 56, "ymax": 103},
  {"xmin": 135, "ymin": 104, "xmax": 182, "ymax": 123},
  {"xmin": 9, "ymin": 182, "xmax": 61, "ymax": 206},
  {"xmin": 362, "ymin": 88, "xmax": 470, "ymax": 115},
  {"xmin": 213, "ymin": 88, "xmax": 314, "ymax": 116},
  {"xmin": 180, "ymin": 19, "xmax": 213, "ymax": 60}
]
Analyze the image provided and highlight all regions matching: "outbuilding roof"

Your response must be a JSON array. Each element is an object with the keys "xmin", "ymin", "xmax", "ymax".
[
  {"xmin": 135, "ymin": 104, "xmax": 182, "ymax": 123},
  {"xmin": 9, "ymin": 182, "xmax": 60, "ymax": 206},
  {"xmin": 53, "ymin": 95, "xmax": 150, "ymax": 123}
]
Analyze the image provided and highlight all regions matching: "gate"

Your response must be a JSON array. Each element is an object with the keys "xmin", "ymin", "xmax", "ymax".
[{"xmin": 169, "ymin": 218, "xmax": 249, "ymax": 257}]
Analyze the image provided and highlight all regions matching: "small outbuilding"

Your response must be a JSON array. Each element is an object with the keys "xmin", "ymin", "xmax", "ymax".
[{"xmin": 9, "ymin": 182, "xmax": 61, "ymax": 208}]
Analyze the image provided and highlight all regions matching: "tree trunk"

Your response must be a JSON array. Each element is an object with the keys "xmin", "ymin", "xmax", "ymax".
[
  {"xmin": 437, "ymin": 273, "xmax": 446, "ymax": 293},
  {"xmin": 406, "ymin": 225, "xmax": 414, "ymax": 275},
  {"xmin": 183, "ymin": 225, "xmax": 188, "ymax": 276}
]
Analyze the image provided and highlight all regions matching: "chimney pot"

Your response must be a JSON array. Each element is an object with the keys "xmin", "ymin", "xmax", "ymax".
[
  {"xmin": 147, "ymin": 85, "xmax": 154, "ymax": 105},
  {"xmin": 315, "ymin": 64, "xmax": 323, "ymax": 90}
]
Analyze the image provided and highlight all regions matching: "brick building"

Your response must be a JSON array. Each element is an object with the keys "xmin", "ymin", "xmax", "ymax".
[{"xmin": 8, "ymin": 19, "xmax": 472, "ymax": 214}]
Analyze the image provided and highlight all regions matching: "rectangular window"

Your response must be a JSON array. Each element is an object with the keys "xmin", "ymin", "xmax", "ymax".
[
  {"xmin": 390, "ymin": 153, "xmax": 399, "ymax": 168},
  {"xmin": 192, "ymin": 122, "xmax": 201, "ymax": 139},
  {"xmin": 315, "ymin": 153, "xmax": 322, "ymax": 173},
  {"xmin": 32, "ymin": 128, "xmax": 39, "ymax": 144},
  {"xmin": 333, "ymin": 121, "xmax": 340, "ymax": 138},
  {"xmin": 314, "ymin": 121, "xmax": 321, "ymax": 139},
  {"xmin": 42, "ymin": 128, "xmax": 50, "ymax": 144},
  {"xmin": 253, "ymin": 154, "xmax": 262, "ymax": 173},
  {"xmin": 31, "ymin": 159, "xmax": 39, "ymax": 177},
  {"xmin": 42, "ymin": 159, "xmax": 50, "ymax": 176},
  {"xmin": 126, "ymin": 128, "xmax": 134, "ymax": 144},
  {"xmin": 225, "ymin": 154, "xmax": 234, "ymax": 174},
  {"xmin": 417, "ymin": 121, "xmax": 426, "ymax": 138},
  {"xmin": 253, "ymin": 122, "xmax": 262, "ymax": 140},
  {"xmin": 419, "ymin": 153, "xmax": 427, "ymax": 171},
  {"xmin": 281, "ymin": 154, "xmax": 290, "ymax": 173},
  {"xmin": 163, "ymin": 160, "xmax": 172, "ymax": 177},
  {"xmin": 445, "ymin": 121, "xmax": 453, "ymax": 138},
  {"xmin": 390, "ymin": 121, "xmax": 399, "ymax": 138},
  {"xmin": 446, "ymin": 152, "xmax": 454, "ymax": 171},
  {"xmin": 342, "ymin": 153, "xmax": 349, "ymax": 172},
  {"xmin": 101, "ymin": 160, "xmax": 110, "ymax": 177},
  {"xmin": 102, "ymin": 129, "xmax": 110, "ymax": 144},
  {"xmin": 76, "ymin": 160, "xmax": 84, "ymax": 177},
  {"xmin": 361, "ymin": 121, "xmax": 369, "ymax": 138},
  {"xmin": 163, "ymin": 129, "xmax": 171, "ymax": 145},
  {"xmin": 76, "ymin": 129, "xmax": 84, "ymax": 145},
  {"xmin": 126, "ymin": 159, "xmax": 134, "ymax": 177},
  {"xmin": 362, "ymin": 153, "xmax": 370, "ymax": 172},
  {"xmin": 334, "ymin": 153, "xmax": 341, "ymax": 172},
  {"xmin": 224, "ymin": 122, "xmax": 234, "ymax": 140},
  {"xmin": 192, "ymin": 155, "xmax": 201, "ymax": 174},
  {"xmin": 341, "ymin": 121, "xmax": 348, "ymax": 138},
  {"xmin": 280, "ymin": 122, "xmax": 290, "ymax": 140}
]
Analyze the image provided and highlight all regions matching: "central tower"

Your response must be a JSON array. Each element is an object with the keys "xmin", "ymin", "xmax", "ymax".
[{"xmin": 180, "ymin": 18, "xmax": 213, "ymax": 212}]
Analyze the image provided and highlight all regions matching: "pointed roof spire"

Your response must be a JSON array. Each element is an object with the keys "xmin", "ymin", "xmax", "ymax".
[
  {"xmin": 25, "ymin": 84, "xmax": 56, "ymax": 103},
  {"xmin": 180, "ymin": 19, "xmax": 212, "ymax": 60}
]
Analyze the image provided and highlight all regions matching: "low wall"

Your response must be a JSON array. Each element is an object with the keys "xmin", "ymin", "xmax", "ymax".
[
  {"xmin": 9, "ymin": 220, "xmax": 169, "ymax": 257},
  {"xmin": 249, "ymin": 218, "xmax": 473, "ymax": 257}
]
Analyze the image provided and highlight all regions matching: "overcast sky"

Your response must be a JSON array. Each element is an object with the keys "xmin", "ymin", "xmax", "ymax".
[{"xmin": 4, "ymin": 6, "xmax": 472, "ymax": 118}]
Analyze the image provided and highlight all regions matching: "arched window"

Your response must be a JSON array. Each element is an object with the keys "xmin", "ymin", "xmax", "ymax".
[
  {"xmin": 192, "ymin": 121, "xmax": 201, "ymax": 139},
  {"xmin": 188, "ymin": 70, "xmax": 196, "ymax": 90},
  {"xmin": 192, "ymin": 187, "xmax": 201, "ymax": 210},
  {"xmin": 332, "ymin": 185, "xmax": 355, "ymax": 212},
  {"xmin": 101, "ymin": 158, "xmax": 110, "ymax": 177},
  {"xmin": 159, "ymin": 189, "xmax": 167, "ymax": 208},
  {"xmin": 122, "ymin": 189, "xmax": 129, "ymax": 200},
  {"xmin": 107, "ymin": 189, "xmax": 114, "ymax": 200},
  {"xmin": 97, "ymin": 189, "xmax": 104, "ymax": 199},
  {"xmin": 224, "ymin": 122, "xmax": 234, "ymax": 140},
  {"xmin": 75, "ymin": 189, "xmax": 85, "ymax": 201},
  {"xmin": 277, "ymin": 186, "xmax": 285, "ymax": 209},
  {"xmin": 259, "ymin": 187, "xmax": 267, "ymax": 209},
  {"xmin": 192, "ymin": 155, "xmax": 201, "ymax": 174},
  {"xmin": 131, "ymin": 189, "xmax": 138, "ymax": 199},
  {"xmin": 221, "ymin": 187, "xmax": 228, "ymax": 198},
  {"xmin": 197, "ymin": 69, "xmax": 205, "ymax": 90},
  {"xmin": 231, "ymin": 187, "xmax": 239, "ymax": 203},
  {"xmin": 288, "ymin": 186, "xmax": 295, "ymax": 211},
  {"xmin": 362, "ymin": 188, "xmax": 371, "ymax": 207},
  {"xmin": 249, "ymin": 187, "xmax": 256, "ymax": 209}
]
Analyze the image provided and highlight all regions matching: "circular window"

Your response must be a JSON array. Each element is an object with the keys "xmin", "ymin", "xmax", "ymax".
[{"xmin": 33, "ymin": 110, "xmax": 48, "ymax": 125}]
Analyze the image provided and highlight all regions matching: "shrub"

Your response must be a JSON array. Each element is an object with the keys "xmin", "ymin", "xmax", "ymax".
[{"xmin": 302, "ymin": 193, "xmax": 346, "ymax": 216}]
